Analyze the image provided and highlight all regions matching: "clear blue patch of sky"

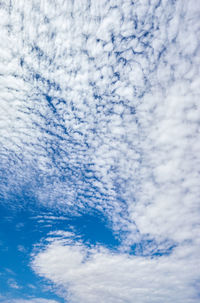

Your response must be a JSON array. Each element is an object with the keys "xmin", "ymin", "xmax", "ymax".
[{"xmin": 0, "ymin": 204, "xmax": 64, "ymax": 302}]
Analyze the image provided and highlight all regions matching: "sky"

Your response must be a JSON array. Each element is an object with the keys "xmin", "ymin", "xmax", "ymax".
[{"xmin": 0, "ymin": 0, "xmax": 200, "ymax": 302}]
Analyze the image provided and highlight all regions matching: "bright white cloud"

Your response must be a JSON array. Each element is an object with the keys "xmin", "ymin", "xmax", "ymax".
[{"xmin": 32, "ymin": 235, "xmax": 200, "ymax": 303}]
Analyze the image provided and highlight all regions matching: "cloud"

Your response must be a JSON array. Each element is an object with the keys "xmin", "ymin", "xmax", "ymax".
[
  {"xmin": 0, "ymin": 0, "xmax": 199, "ymax": 258},
  {"xmin": 1, "ymin": 0, "xmax": 198, "ymax": 226},
  {"xmin": 0, "ymin": 0, "xmax": 200, "ymax": 302},
  {"xmin": 32, "ymin": 234, "xmax": 200, "ymax": 303},
  {"xmin": 17, "ymin": 245, "xmax": 26, "ymax": 253},
  {"xmin": 8, "ymin": 278, "xmax": 21, "ymax": 290}
]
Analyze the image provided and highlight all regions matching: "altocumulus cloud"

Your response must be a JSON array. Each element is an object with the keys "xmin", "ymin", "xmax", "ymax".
[{"xmin": 0, "ymin": 0, "xmax": 200, "ymax": 302}]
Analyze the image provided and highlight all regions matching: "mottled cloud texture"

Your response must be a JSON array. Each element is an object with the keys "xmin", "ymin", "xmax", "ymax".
[{"xmin": 0, "ymin": 0, "xmax": 200, "ymax": 302}]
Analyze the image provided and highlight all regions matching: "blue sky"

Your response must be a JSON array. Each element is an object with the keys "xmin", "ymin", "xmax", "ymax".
[{"xmin": 0, "ymin": 0, "xmax": 200, "ymax": 302}]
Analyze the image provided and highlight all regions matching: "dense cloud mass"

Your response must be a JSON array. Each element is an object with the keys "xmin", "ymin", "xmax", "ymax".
[
  {"xmin": 0, "ymin": 0, "xmax": 200, "ymax": 302},
  {"xmin": 32, "ymin": 231, "xmax": 200, "ymax": 303}
]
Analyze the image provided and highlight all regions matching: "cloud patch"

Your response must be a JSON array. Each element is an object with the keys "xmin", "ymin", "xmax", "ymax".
[{"xmin": 32, "ymin": 234, "xmax": 200, "ymax": 303}]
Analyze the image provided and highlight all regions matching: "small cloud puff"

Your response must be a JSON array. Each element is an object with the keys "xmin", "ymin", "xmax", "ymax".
[{"xmin": 7, "ymin": 278, "xmax": 21, "ymax": 290}]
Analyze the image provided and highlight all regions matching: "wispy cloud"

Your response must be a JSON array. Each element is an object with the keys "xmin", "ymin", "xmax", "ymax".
[{"xmin": 8, "ymin": 278, "xmax": 21, "ymax": 290}]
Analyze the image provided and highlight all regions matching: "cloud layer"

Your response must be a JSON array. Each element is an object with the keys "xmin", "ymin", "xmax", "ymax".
[{"xmin": 0, "ymin": 0, "xmax": 200, "ymax": 302}]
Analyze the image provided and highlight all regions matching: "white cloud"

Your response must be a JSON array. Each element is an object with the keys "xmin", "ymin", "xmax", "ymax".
[
  {"xmin": 2, "ymin": 0, "xmax": 196, "ymax": 222},
  {"xmin": 0, "ymin": 0, "xmax": 200, "ymax": 301},
  {"xmin": 8, "ymin": 278, "xmax": 21, "ymax": 290},
  {"xmin": 17, "ymin": 245, "xmax": 26, "ymax": 253},
  {"xmin": 32, "ymin": 235, "xmax": 200, "ymax": 303}
]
